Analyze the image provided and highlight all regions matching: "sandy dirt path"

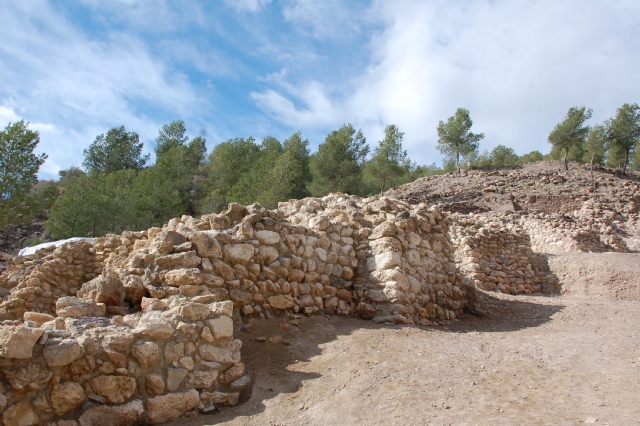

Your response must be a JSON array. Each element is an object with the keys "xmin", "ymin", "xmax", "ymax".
[{"xmin": 173, "ymin": 291, "xmax": 640, "ymax": 426}]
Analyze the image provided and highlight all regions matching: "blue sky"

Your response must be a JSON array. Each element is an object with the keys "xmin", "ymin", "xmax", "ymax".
[{"xmin": 1, "ymin": 0, "xmax": 639, "ymax": 180}]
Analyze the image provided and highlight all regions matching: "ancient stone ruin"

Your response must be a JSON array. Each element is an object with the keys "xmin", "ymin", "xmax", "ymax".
[
  {"xmin": 0, "ymin": 194, "xmax": 470, "ymax": 425},
  {"xmin": 0, "ymin": 185, "xmax": 635, "ymax": 425}
]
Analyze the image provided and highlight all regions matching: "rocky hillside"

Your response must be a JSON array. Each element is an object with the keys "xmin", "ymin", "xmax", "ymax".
[{"xmin": 387, "ymin": 161, "xmax": 640, "ymax": 253}]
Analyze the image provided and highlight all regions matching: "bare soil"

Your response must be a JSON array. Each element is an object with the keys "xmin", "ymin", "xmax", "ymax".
[
  {"xmin": 174, "ymin": 288, "xmax": 640, "ymax": 425},
  {"xmin": 547, "ymin": 253, "xmax": 640, "ymax": 301}
]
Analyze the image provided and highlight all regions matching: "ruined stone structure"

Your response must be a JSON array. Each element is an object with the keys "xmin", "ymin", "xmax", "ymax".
[{"xmin": 0, "ymin": 194, "xmax": 479, "ymax": 425}]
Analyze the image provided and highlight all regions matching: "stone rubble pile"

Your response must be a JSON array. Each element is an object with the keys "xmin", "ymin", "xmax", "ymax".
[
  {"xmin": 0, "ymin": 193, "xmax": 481, "ymax": 425},
  {"xmin": 519, "ymin": 198, "xmax": 636, "ymax": 253}
]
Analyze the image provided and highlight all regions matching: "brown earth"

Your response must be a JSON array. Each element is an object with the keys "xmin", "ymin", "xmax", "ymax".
[
  {"xmin": 172, "ymin": 289, "xmax": 640, "ymax": 425},
  {"xmin": 385, "ymin": 160, "xmax": 640, "ymax": 216}
]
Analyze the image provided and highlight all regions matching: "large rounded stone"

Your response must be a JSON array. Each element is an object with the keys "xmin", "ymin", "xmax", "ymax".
[
  {"xmin": 51, "ymin": 381, "xmax": 85, "ymax": 416},
  {"xmin": 89, "ymin": 376, "xmax": 136, "ymax": 404}
]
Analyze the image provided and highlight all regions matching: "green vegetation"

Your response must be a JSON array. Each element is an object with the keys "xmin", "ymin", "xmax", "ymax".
[
  {"xmin": 606, "ymin": 103, "xmax": 640, "ymax": 174},
  {"xmin": 436, "ymin": 108, "xmax": 485, "ymax": 173},
  {"xmin": 547, "ymin": 107, "xmax": 592, "ymax": 171},
  {"xmin": 2, "ymin": 101, "xmax": 639, "ymax": 239},
  {"xmin": 0, "ymin": 120, "xmax": 50, "ymax": 229}
]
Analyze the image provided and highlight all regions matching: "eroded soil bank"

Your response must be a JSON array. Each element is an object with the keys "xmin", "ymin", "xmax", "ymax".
[{"xmin": 175, "ymin": 291, "xmax": 640, "ymax": 426}]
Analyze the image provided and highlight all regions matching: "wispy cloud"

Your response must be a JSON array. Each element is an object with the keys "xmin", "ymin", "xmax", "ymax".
[
  {"xmin": 0, "ymin": 2, "xmax": 205, "ymax": 176},
  {"xmin": 252, "ymin": 0, "xmax": 640, "ymax": 163},
  {"xmin": 222, "ymin": 0, "xmax": 271, "ymax": 13},
  {"xmin": 282, "ymin": 0, "xmax": 365, "ymax": 40}
]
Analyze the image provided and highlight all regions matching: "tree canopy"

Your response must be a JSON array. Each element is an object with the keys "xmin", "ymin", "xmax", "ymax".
[
  {"xmin": 82, "ymin": 125, "xmax": 149, "ymax": 174},
  {"xmin": 436, "ymin": 108, "xmax": 484, "ymax": 173},
  {"xmin": 0, "ymin": 120, "xmax": 48, "ymax": 229},
  {"xmin": 365, "ymin": 124, "xmax": 409, "ymax": 193},
  {"xmin": 547, "ymin": 106, "xmax": 592, "ymax": 171},
  {"xmin": 606, "ymin": 103, "xmax": 640, "ymax": 174},
  {"xmin": 309, "ymin": 124, "xmax": 369, "ymax": 196}
]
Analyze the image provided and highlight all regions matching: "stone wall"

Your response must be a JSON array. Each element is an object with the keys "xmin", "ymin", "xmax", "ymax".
[
  {"xmin": 450, "ymin": 213, "xmax": 558, "ymax": 295},
  {"xmin": 0, "ymin": 194, "xmax": 477, "ymax": 425},
  {"xmin": 0, "ymin": 241, "xmax": 100, "ymax": 321},
  {"xmin": 520, "ymin": 199, "xmax": 634, "ymax": 253}
]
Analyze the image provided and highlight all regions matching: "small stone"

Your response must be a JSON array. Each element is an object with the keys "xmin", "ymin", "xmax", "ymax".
[
  {"xmin": 131, "ymin": 341, "xmax": 159, "ymax": 368},
  {"xmin": 51, "ymin": 381, "xmax": 85, "ymax": 416},
  {"xmin": 88, "ymin": 376, "xmax": 136, "ymax": 404},
  {"xmin": 2, "ymin": 399, "xmax": 38, "ymax": 426},
  {"xmin": 43, "ymin": 338, "xmax": 84, "ymax": 367},
  {"xmin": 77, "ymin": 399, "xmax": 144, "ymax": 426},
  {"xmin": 0, "ymin": 326, "xmax": 44, "ymax": 359},
  {"xmin": 206, "ymin": 316, "xmax": 233, "ymax": 340},
  {"xmin": 224, "ymin": 244, "xmax": 254, "ymax": 264},
  {"xmin": 145, "ymin": 373, "xmax": 165, "ymax": 395},
  {"xmin": 219, "ymin": 363, "xmax": 246, "ymax": 384},
  {"xmin": 166, "ymin": 368, "xmax": 188, "ymax": 392},
  {"xmin": 77, "ymin": 276, "xmax": 125, "ymax": 306},
  {"xmin": 146, "ymin": 390, "xmax": 200, "ymax": 425}
]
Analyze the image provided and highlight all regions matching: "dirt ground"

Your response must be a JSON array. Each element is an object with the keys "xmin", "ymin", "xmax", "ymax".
[{"xmin": 172, "ymin": 285, "xmax": 640, "ymax": 426}]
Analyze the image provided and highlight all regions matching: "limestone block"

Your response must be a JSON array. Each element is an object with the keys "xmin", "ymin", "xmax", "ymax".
[
  {"xmin": 6, "ymin": 364, "xmax": 52, "ymax": 392},
  {"xmin": 206, "ymin": 316, "xmax": 233, "ymax": 340},
  {"xmin": 189, "ymin": 230, "xmax": 222, "ymax": 259},
  {"xmin": 77, "ymin": 399, "xmax": 144, "ymax": 426},
  {"xmin": 89, "ymin": 376, "xmax": 136, "ymax": 404},
  {"xmin": 145, "ymin": 374, "xmax": 165, "ymax": 395},
  {"xmin": 154, "ymin": 251, "xmax": 201, "ymax": 269},
  {"xmin": 255, "ymin": 230, "xmax": 280, "ymax": 245},
  {"xmin": 121, "ymin": 275, "xmax": 145, "ymax": 304},
  {"xmin": 219, "ymin": 362, "xmax": 246, "ymax": 384},
  {"xmin": 189, "ymin": 370, "xmax": 218, "ymax": 389},
  {"xmin": 164, "ymin": 268, "xmax": 202, "ymax": 287},
  {"xmin": 56, "ymin": 297, "xmax": 104, "ymax": 318},
  {"xmin": 200, "ymin": 391, "xmax": 240, "ymax": 407},
  {"xmin": 212, "ymin": 259, "xmax": 235, "ymax": 280},
  {"xmin": 133, "ymin": 311, "xmax": 174, "ymax": 340},
  {"xmin": 176, "ymin": 302, "xmax": 211, "ymax": 321},
  {"xmin": 267, "ymin": 294, "xmax": 295, "ymax": 310},
  {"xmin": 369, "ymin": 237, "xmax": 402, "ymax": 255},
  {"xmin": 164, "ymin": 342, "xmax": 185, "ymax": 364},
  {"xmin": 308, "ymin": 216, "xmax": 330, "ymax": 231},
  {"xmin": 259, "ymin": 246, "xmax": 279, "ymax": 264},
  {"xmin": 43, "ymin": 338, "xmax": 84, "ymax": 367},
  {"xmin": 146, "ymin": 390, "xmax": 200, "ymax": 425},
  {"xmin": 131, "ymin": 341, "xmax": 159, "ymax": 368},
  {"xmin": 0, "ymin": 325, "xmax": 44, "ymax": 359},
  {"xmin": 224, "ymin": 244, "xmax": 254, "ymax": 264},
  {"xmin": 77, "ymin": 276, "xmax": 125, "ymax": 306},
  {"xmin": 288, "ymin": 269, "xmax": 305, "ymax": 282},
  {"xmin": 199, "ymin": 340, "xmax": 242, "ymax": 364},
  {"xmin": 51, "ymin": 381, "xmax": 86, "ymax": 416},
  {"xmin": 209, "ymin": 300, "xmax": 234, "ymax": 317},
  {"xmin": 229, "ymin": 290, "xmax": 253, "ymax": 306},
  {"xmin": 23, "ymin": 312, "xmax": 55, "ymax": 325},
  {"xmin": 365, "ymin": 252, "xmax": 401, "ymax": 271},
  {"xmin": 405, "ymin": 249, "xmax": 421, "ymax": 266},
  {"xmin": 2, "ymin": 399, "xmax": 38, "ymax": 426},
  {"xmin": 166, "ymin": 368, "xmax": 188, "ymax": 392}
]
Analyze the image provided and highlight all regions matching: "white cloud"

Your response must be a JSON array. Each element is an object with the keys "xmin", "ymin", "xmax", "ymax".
[
  {"xmin": 0, "ymin": 2, "xmax": 205, "ymax": 178},
  {"xmin": 0, "ymin": 106, "xmax": 20, "ymax": 124},
  {"xmin": 223, "ymin": 0, "xmax": 271, "ymax": 13},
  {"xmin": 254, "ymin": 0, "xmax": 640, "ymax": 164},
  {"xmin": 282, "ymin": 0, "xmax": 363, "ymax": 39}
]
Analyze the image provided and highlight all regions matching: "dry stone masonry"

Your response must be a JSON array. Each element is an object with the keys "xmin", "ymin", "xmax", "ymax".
[{"xmin": 0, "ymin": 194, "xmax": 481, "ymax": 425}]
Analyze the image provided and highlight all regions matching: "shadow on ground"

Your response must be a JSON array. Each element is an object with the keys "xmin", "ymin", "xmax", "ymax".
[{"xmin": 169, "ymin": 290, "xmax": 564, "ymax": 425}]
